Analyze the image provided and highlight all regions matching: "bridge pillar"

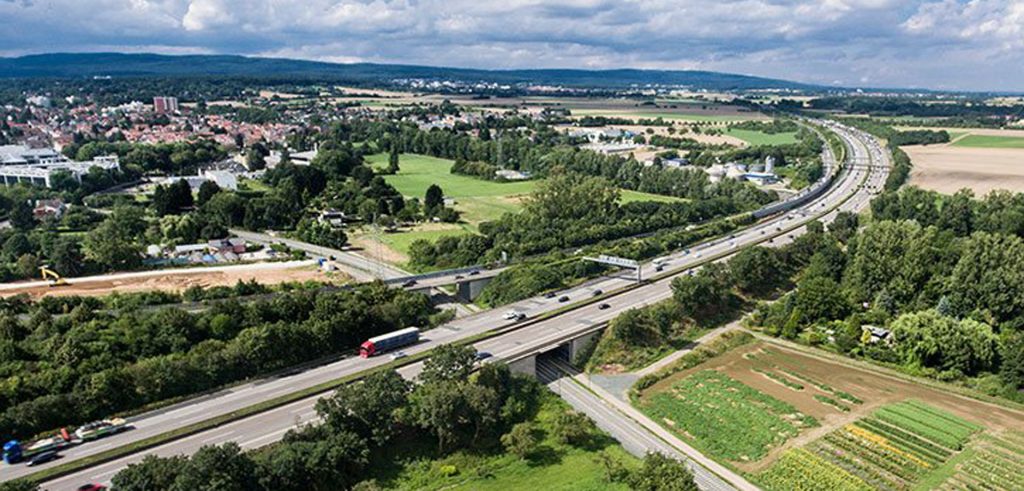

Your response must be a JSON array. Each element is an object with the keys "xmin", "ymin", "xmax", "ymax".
[
  {"xmin": 569, "ymin": 330, "xmax": 602, "ymax": 364},
  {"xmin": 508, "ymin": 355, "xmax": 537, "ymax": 377},
  {"xmin": 456, "ymin": 276, "xmax": 494, "ymax": 302}
]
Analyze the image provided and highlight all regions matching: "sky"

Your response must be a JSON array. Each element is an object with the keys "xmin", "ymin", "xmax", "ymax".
[{"xmin": 0, "ymin": 0, "xmax": 1021, "ymax": 92}]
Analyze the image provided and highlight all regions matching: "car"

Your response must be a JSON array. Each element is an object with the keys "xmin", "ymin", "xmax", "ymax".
[
  {"xmin": 401, "ymin": 279, "xmax": 417, "ymax": 287},
  {"xmin": 474, "ymin": 351, "xmax": 493, "ymax": 362},
  {"xmin": 77, "ymin": 485, "xmax": 107, "ymax": 491},
  {"xmin": 454, "ymin": 274, "xmax": 464, "ymax": 280},
  {"xmin": 592, "ymin": 289, "xmax": 603, "ymax": 297},
  {"xmin": 776, "ymin": 226, "xmax": 782, "ymax": 232},
  {"xmin": 543, "ymin": 291, "xmax": 557, "ymax": 299},
  {"xmin": 503, "ymin": 310, "xmax": 522, "ymax": 320},
  {"xmin": 695, "ymin": 252, "xmax": 702, "ymax": 258},
  {"xmin": 468, "ymin": 270, "xmax": 480, "ymax": 276},
  {"xmin": 28, "ymin": 450, "xmax": 58, "ymax": 467},
  {"xmin": 558, "ymin": 295, "xmax": 570, "ymax": 302},
  {"xmin": 768, "ymin": 238, "xmax": 774, "ymax": 243},
  {"xmin": 655, "ymin": 265, "xmax": 664, "ymax": 272},
  {"xmin": 760, "ymin": 230, "xmax": 765, "ymax": 235},
  {"xmin": 389, "ymin": 351, "xmax": 408, "ymax": 361},
  {"xmin": 597, "ymin": 303, "xmax": 611, "ymax": 310}
]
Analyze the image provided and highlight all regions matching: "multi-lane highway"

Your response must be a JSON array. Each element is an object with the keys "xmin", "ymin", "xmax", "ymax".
[{"xmin": 29, "ymin": 121, "xmax": 888, "ymax": 490}]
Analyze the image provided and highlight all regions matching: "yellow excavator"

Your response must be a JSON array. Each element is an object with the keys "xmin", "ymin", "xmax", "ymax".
[{"xmin": 39, "ymin": 266, "xmax": 68, "ymax": 287}]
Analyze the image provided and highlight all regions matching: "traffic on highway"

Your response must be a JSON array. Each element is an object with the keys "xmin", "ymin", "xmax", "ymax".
[{"xmin": 27, "ymin": 120, "xmax": 890, "ymax": 490}]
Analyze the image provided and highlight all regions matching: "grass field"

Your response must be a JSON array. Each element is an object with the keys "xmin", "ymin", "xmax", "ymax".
[
  {"xmin": 951, "ymin": 134, "xmax": 1024, "ymax": 148},
  {"xmin": 358, "ymin": 153, "xmax": 686, "ymax": 264},
  {"xmin": 725, "ymin": 128, "xmax": 799, "ymax": 146},
  {"xmin": 372, "ymin": 392, "xmax": 636, "ymax": 491}
]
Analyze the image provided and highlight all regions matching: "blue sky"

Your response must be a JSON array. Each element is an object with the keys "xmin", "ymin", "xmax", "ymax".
[{"xmin": 1, "ymin": 0, "xmax": 1021, "ymax": 91}]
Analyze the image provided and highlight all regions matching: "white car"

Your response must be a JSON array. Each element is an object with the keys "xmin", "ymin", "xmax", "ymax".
[
  {"xmin": 503, "ymin": 310, "xmax": 522, "ymax": 320},
  {"xmin": 390, "ymin": 351, "xmax": 408, "ymax": 361}
]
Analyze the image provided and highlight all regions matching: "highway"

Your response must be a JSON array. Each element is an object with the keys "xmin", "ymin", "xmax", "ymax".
[
  {"xmin": 30, "ymin": 121, "xmax": 888, "ymax": 490},
  {"xmin": 230, "ymin": 228, "xmax": 410, "ymax": 281}
]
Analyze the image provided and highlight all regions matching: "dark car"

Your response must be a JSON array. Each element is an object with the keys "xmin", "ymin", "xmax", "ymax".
[
  {"xmin": 401, "ymin": 279, "xmax": 417, "ymax": 287},
  {"xmin": 598, "ymin": 303, "xmax": 611, "ymax": 310},
  {"xmin": 543, "ymin": 291, "xmax": 557, "ymax": 299},
  {"xmin": 454, "ymin": 275, "xmax": 464, "ymax": 280},
  {"xmin": 474, "ymin": 351, "xmax": 493, "ymax": 362},
  {"xmin": 591, "ymin": 289, "xmax": 603, "ymax": 297},
  {"xmin": 77, "ymin": 485, "xmax": 107, "ymax": 491},
  {"xmin": 28, "ymin": 450, "xmax": 58, "ymax": 467},
  {"xmin": 655, "ymin": 265, "xmax": 664, "ymax": 272},
  {"xmin": 468, "ymin": 270, "xmax": 480, "ymax": 276},
  {"xmin": 558, "ymin": 295, "xmax": 570, "ymax": 303}
]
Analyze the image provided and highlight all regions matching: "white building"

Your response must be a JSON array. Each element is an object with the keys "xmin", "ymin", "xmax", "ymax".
[{"xmin": 0, "ymin": 146, "xmax": 120, "ymax": 188}]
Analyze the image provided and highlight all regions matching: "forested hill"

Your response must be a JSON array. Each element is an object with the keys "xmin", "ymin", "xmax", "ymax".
[{"xmin": 0, "ymin": 52, "xmax": 820, "ymax": 91}]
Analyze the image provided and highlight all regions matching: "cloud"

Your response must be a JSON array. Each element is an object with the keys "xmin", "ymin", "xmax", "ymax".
[{"xmin": 0, "ymin": 0, "xmax": 1021, "ymax": 91}]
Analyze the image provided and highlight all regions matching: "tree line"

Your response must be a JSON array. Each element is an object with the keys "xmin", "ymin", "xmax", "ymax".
[{"xmin": 0, "ymin": 282, "xmax": 435, "ymax": 439}]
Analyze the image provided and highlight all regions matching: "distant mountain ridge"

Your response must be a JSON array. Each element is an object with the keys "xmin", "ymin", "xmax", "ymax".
[{"xmin": 0, "ymin": 52, "xmax": 824, "ymax": 91}]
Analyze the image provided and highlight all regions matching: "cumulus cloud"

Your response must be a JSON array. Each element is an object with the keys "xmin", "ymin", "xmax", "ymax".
[{"xmin": 0, "ymin": 0, "xmax": 1021, "ymax": 90}]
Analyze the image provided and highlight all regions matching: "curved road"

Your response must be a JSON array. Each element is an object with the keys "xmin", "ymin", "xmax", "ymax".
[{"xmin": 29, "ymin": 121, "xmax": 888, "ymax": 490}]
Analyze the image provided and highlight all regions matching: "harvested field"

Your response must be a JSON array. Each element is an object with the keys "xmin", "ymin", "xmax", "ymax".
[
  {"xmin": 0, "ymin": 261, "xmax": 340, "ymax": 299},
  {"xmin": 904, "ymin": 145, "xmax": 1024, "ymax": 195}
]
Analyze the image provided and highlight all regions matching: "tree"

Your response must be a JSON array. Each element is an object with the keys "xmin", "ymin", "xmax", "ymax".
[
  {"xmin": 51, "ymin": 237, "xmax": 85, "ymax": 277},
  {"xmin": 671, "ymin": 263, "xmax": 733, "ymax": 317},
  {"xmin": 387, "ymin": 147, "xmax": 400, "ymax": 174},
  {"xmin": 197, "ymin": 181, "xmax": 222, "ymax": 206},
  {"xmin": 316, "ymin": 370, "xmax": 410, "ymax": 445},
  {"xmin": 829, "ymin": 211, "xmax": 859, "ymax": 243},
  {"xmin": 999, "ymin": 331, "xmax": 1024, "ymax": 390},
  {"xmin": 625, "ymin": 453, "xmax": 699, "ymax": 491},
  {"xmin": 424, "ymin": 184, "xmax": 444, "ymax": 212},
  {"xmin": 246, "ymin": 148, "xmax": 266, "ymax": 171},
  {"xmin": 112, "ymin": 455, "xmax": 186, "ymax": 491},
  {"xmin": 793, "ymin": 276, "xmax": 849, "ymax": 325},
  {"xmin": 890, "ymin": 310, "xmax": 998, "ymax": 377},
  {"xmin": 9, "ymin": 200, "xmax": 34, "ymax": 231},
  {"xmin": 0, "ymin": 480, "xmax": 40, "ymax": 491},
  {"xmin": 172, "ymin": 443, "xmax": 260, "ymax": 491},
  {"xmin": 552, "ymin": 410, "xmax": 595, "ymax": 446},
  {"xmin": 728, "ymin": 247, "xmax": 782, "ymax": 295},
  {"xmin": 946, "ymin": 232, "xmax": 1024, "ymax": 324},
  {"xmin": 84, "ymin": 214, "xmax": 143, "ymax": 271},
  {"xmin": 501, "ymin": 422, "xmax": 538, "ymax": 460},
  {"xmin": 407, "ymin": 381, "xmax": 467, "ymax": 453},
  {"xmin": 420, "ymin": 343, "xmax": 476, "ymax": 384}
]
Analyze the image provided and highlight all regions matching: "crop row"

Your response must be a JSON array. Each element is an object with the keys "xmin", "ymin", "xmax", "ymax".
[
  {"xmin": 814, "ymin": 394, "xmax": 851, "ymax": 412},
  {"xmin": 874, "ymin": 404, "xmax": 976, "ymax": 450},
  {"xmin": 777, "ymin": 367, "xmax": 863, "ymax": 405},
  {"xmin": 940, "ymin": 433, "xmax": 1024, "ymax": 491},
  {"xmin": 854, "ymin": 419, "xmax": 951, "ymax": 463},
  {"xmin": 752, "ymin": 367, "xmax": 804, "ymax": 391},
  {"xmin": 641, "ymin": 370, "xmax": 816, "ymax": 461},
  {"xmin": 757, "ymin": 448, "xmax": 873, "ymax": 491},
  {"xmin": 812, "ymin": 440, "xmax": 904, "ymax": 491}
]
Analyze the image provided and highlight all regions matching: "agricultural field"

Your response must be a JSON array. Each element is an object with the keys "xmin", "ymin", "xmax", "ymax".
[
  {"xmin": 903, "ymin": 144, "xmax": 1024, "ymax": 195},
  {"xmin": 931, "ymin": 431, "xmax": 1024, "ymax": 491},
  {"xmin": 637, "ymin": 369, "xmax": 818, "ymax": 462},
  {"xmin": 569, "ymin": 108, "xmax": 757, "ymax": 122},
  {"xmin": 725, "ymin": 128, "xmax": 799, "ymax": 146},
  {"xmin": 633, "ymin": 339, "xmax": 1024, "ymax": 479},
  {"xmin": 757, "ymin": 400, "xmax": 983, "ymax": 490}
]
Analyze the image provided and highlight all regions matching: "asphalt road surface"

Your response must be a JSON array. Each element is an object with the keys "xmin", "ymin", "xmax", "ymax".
[{"xmin": 30, "ymin": 121, "xmax": 887, "ymax": 490}]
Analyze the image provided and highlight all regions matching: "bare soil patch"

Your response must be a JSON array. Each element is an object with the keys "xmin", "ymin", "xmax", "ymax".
[
  {"xmin": 2, "ymin": 264, "xmax": 341, "ymax": 299},
  {"xmin": 905, "ymin": 145, "xmax": 1024, "ymax": 195}
]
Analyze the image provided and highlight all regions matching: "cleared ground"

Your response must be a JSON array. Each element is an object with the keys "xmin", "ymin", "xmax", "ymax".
[
  {"xmin": 635, "ymin": 340, "xmax": 1024, "ymax": 475},
  {"xmin": 0, "ymin": 261, "xmax": 339, "ymax": 298}
]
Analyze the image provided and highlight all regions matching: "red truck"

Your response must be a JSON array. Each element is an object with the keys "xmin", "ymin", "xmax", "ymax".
[{"xmin": 360, "ymin": 327, "xmax": 420, "ymax": 358}]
